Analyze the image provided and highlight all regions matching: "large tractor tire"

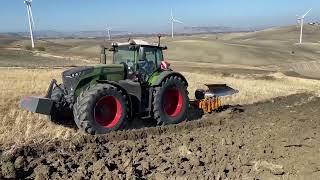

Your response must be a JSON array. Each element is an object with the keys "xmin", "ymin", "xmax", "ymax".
[
  {"xmin": 73, "ymin": 84, "xmax": 129, "ymax": 134},
  {"xmin": 49, "ymin": 84, "xmax": 73, "ymax": 125},
  {"xmin": 152, "ymin": 75, "xmax": 189, "ymax": 125}
]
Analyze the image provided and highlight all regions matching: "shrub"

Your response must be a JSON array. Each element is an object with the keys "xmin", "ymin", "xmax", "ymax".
[
  {"xmin": 25, "ymin": 45, "xmax": 32, "ymax": 50},
  {"xmin": 36, "ymin": 46, "xmax": 46, "ymax": 51}
]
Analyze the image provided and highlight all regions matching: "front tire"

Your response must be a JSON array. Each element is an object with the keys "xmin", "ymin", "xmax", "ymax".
[
  {"xmin": 73, "ymin": 84, "xmax": 129, "ymax": 134},
  {"xmin": 152, "ymin": 76, "xmax": 189, "ymax": 125}
]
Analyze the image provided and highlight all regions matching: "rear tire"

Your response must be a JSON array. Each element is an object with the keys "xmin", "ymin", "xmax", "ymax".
[
  {"xmin": 73, "ymin": 84, "xmax": 129, "ymax": 134},
  {"xmin": 152, "ymin": 76, "xmax": 189, "ymax": 125}
]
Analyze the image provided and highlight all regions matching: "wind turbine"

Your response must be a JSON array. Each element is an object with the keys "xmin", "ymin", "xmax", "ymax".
[
  {"xmin": 24, "ymin": 0, "xmax": 35, "ymax": 48},
  {"xmin": 297, "ymin": 8, "xmax": 312, "ymax": 44},
  {"xmin": 106, "ymin": 26, "xmax": 112, "ymax": 41},
  {"xmin": 170, "ymin": 9, "xmax": 183, "ymax": 39},
  {"xmin": 296, "ymin": 15, "xmax": 301, "ymax": 28}
]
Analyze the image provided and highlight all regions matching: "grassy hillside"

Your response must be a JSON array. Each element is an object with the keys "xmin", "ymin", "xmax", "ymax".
[
  {"xmin": 230, "ymin": 25, "xmax": 320, "ymax": 43},
  {"xmin": 0, "ymin": 35, "xmax": 22, "ymax": 48},
  {"xmin": 2, "ymin": 25, "xmax": 320, "ymax": 78}
]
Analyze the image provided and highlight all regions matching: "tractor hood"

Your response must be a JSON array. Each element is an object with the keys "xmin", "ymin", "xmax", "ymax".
[{"xmin": 62, "ymin": 64, "xmax": 125, "ymax": 95}]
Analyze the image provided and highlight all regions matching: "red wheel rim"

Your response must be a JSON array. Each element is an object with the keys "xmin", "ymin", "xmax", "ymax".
[
  {"xmin": 162, "ymin": 87, "xmax": 183, "ymax": 117},
  {"xmin": 94, "ymin": 96, "xmax": 122, "ymax": 128}
]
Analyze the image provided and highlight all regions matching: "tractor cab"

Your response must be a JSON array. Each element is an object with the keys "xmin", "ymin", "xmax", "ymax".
[{"xmin": 102, "ymin": 39, "xmax": 168, "ymax": 83}]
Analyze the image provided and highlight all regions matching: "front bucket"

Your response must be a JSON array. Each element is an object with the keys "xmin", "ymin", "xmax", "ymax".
[
  {"xmin": 20, "ymin": 96, "xmax": 54, "ymax": 115},
  {"xmin": 205, "ymin": 84, "xmax": 239, "ymax": 97}
]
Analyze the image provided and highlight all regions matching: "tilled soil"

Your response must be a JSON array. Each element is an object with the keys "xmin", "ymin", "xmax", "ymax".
[{"xmin": 1, "ymin": 93, "xmax": 320, "ymax": 179}]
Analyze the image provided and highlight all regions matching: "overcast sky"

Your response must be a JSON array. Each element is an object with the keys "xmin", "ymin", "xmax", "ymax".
[{"xmin": 1, "ymin": 0, "xmax": 319, "ymax": 32}]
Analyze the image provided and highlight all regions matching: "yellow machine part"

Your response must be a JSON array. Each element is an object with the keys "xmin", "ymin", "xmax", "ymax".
[{"xmin": 196, "ymin": 97, "xmax": 222, "ymax": 113}]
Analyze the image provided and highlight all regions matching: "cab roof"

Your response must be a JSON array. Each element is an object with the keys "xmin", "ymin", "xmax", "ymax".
[
  {"xmin": 113, "ymin": 39, "xmax": 167, "ymax": 49},
  {"xmin": 117, "ymin": 39, "xmax": 152, "ymax": 46}
]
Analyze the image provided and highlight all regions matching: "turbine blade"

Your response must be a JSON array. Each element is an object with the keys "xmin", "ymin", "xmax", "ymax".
[
  {"xmin": 302, "ymin": 8, "xmax": 312, "ymax": 18},
  {"xmin": 173, "ymin": 19, "xmax": 183, "ymax": 24},
  {"xmin": 171, "ymin": 9, "xmax": 173, "ymax": 19}
]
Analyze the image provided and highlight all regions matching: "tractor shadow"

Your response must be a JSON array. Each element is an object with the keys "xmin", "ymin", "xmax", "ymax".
[
  {"xmin": 124, "ymin": 118, "xmax": 158, "ymax": 130},
  {"xmin": 124, "ymin": 105, "xmax": 244, "ymax": 130},
  {"xmin": 52, "ymin": 118, "xmax": 77, "ymax": 129},
  {"xmin": 52, "ymin": 105, "xmax": 244, "ymax": 131},
  {"xmin": 187, "ymin": 104, "xmax": 244, "ymax": 121}
]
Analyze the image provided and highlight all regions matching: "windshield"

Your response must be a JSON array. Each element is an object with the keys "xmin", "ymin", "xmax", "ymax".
[{"xmin": 113, "ymin": 46, "xmax": 137, "ymax": 68}]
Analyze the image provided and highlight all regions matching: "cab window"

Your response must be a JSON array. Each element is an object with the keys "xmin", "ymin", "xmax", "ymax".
[
  {"xmin": 141, "ymin": 47, "xmax": 163, "ymax": 70},
  {"xmin": 113, "ymin": 45, "xmax": 138, "ymax": 70}
]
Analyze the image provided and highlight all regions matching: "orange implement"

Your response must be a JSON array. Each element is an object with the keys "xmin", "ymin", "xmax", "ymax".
[{"xmin": 191, "ymin": 97, "xmax": 222, "ymax": 113}]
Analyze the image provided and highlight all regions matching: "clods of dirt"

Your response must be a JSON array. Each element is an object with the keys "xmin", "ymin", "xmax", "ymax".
[{"xmin": 1, "ymin": 93, "xmax": 320, "ymax": 179}]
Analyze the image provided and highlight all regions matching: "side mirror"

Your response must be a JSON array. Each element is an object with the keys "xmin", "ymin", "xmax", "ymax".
[
  {"xmin": 163, "ymin": 46, "xmax": 168, "ymax": 50},
  {"xmin": 160, "ymin": 61, "xmax": 170, "ymax": 70}
]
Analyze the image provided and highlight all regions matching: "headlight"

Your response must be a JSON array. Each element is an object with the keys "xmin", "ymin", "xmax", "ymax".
[{"xmin": 66, "ymin": 71, "xmax": 81, "ymax": 78}]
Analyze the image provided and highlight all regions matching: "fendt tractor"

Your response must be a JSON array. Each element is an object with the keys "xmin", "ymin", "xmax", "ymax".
[{"xmin": 21, "ymin": 36, "xmax": 238, "ymax": 134}]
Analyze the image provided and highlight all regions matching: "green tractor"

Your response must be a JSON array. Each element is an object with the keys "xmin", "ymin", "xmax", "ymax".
[
  {"xmin": 21, "ymin": 37, "xmax": 238, "ymax": 134},
  {"xmin": 21, "ymin": 38, "xmax": 190, "ymax": 134}
]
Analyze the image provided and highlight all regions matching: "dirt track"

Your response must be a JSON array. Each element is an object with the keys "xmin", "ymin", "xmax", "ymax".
[{"xmin": 1, "ymin": 93, "xmax": 320, "ymax": 179}]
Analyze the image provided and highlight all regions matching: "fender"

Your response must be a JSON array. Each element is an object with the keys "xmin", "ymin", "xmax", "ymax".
[
  {"xmin": 66, "ymin": 64, "xmax": 125, "ymax": 98},
  {"xmin": 149, "ymin": 70, "xmax": 188, "ymax": 87}
]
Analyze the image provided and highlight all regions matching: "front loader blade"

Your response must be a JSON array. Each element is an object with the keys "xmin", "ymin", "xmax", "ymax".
[
  {"xmin": 20, "ymin": 96, "xmax": 54, "ymax": 115},
  {"xmin": 205, "ymin": 84, "xmax": 239, "ymax": 97}
]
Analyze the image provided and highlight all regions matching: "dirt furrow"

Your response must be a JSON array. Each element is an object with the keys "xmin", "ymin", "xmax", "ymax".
[{"xmin": 1, "ymin": 93, "xmax": 320, "ymax": 179}]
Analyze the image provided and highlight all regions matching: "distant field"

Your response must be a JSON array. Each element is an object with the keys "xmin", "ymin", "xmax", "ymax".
[
  {"xmin": 0, "ymin": 49, "xmax": 82, "ymax": 67},
  {"xmin": 1, "ymin": 25, "xmax": 320, "ymax": 78},
  {"xmin": 0, "ymin": 35, "xmax": 21, "ymax": 48}
]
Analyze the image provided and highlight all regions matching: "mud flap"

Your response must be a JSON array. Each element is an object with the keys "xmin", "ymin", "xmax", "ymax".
[{"xmin": 20, "ymin": 96, "xmax": 54, "ymax": 115}]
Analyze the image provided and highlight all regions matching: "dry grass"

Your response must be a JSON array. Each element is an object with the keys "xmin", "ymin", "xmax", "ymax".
[
  {"xmin": 0, "ymin": 69, "xmax": 77, "ymax": 147},
  {"xmin": 1, "ymin": 68, "xmax": 320, "ymax": 147}
]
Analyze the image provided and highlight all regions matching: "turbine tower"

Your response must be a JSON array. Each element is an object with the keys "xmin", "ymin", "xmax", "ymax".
[
  {"xmin": 24, "ymin": 0, "xmax": 35, "ymax": 48},
  {"xmin": 106, "ymin": 26, "xmax": 112, "ymax": 41},
  {"xmin": 297, "ymin": 8, "xmax": 312, "ymax": 44},
  {"xmin": 296, "ymin": 15, "xmax": 301, "ymax": 28},
  {"xmin": 170, "ymin": 9, "xmax": 183, "ymax": 39}
]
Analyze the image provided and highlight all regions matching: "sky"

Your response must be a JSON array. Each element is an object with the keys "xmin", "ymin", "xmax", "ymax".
[{"xmin": 1, "ymin": 0, "xmax": 320, "ymax": 33}]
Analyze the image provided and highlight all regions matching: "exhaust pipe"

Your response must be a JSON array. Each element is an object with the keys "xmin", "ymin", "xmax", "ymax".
[
  {"xmin": 158, "ymin": 34, "xmax": 161, "ymax": 46},
  {"xmin": 100, "ymin": 45, "xmax": 106, "ymax": 64}
]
